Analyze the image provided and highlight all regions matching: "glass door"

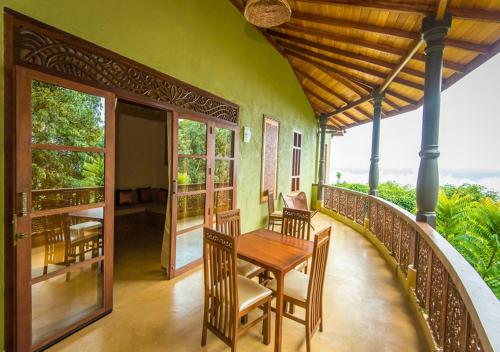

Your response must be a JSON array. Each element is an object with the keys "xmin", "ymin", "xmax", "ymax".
[
  {"xmin": 14, "ymin": 67, "xmax": 115, "ymax": 351},
  {"xmin": 171, "ymin": 114, "xmax": 210, "ymax": 274},
  {"xmin": 212, "ymin": 125, "xmax": 238, "ymax": 223}
]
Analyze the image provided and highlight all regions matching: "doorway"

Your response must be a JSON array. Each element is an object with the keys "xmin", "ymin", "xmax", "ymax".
[
  {"xmin": 13, "ymin": 67, "xmax": 115, "ymax": 351},
  {"xmin": 170, "ymin": 113, "xmax": 238, "ymax": 277}
]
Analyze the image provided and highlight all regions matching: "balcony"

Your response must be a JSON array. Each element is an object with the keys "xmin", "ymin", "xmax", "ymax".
[{"xmin": 42, "ymin": 210, "xmax": 428, "ymax": 351}]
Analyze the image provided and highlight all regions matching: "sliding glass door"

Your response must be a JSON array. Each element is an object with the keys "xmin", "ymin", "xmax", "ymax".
[
  {"xmin": 14, "ymin": 67, "xmax": 115, "ymax": 351},
  {"xmin": 170, "ymin": 113, "xmax": 237, "ymax": 276}
]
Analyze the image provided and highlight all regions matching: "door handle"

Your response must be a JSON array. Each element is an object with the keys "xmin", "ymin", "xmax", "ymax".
[
  {"xmin": 16, "ymin": 192, "xmax": 28, "ymax": 217},
  {"xmin": 172, "ymin": 180, "xmax": 178, "ymax": 195}
]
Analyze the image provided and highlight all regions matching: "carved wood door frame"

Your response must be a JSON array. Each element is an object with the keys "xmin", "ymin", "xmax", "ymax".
[{"xmin": 4, "ymin": 9, "xmax": 240, "ymax": 352}]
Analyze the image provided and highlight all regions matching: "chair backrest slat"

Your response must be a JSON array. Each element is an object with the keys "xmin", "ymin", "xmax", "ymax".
[
  {"xmin": 307, "ymin": 226, "xmax": 332, "ymax": 335},
  {"xmin": 281, "ymin": 207, "xmax": 312, "ymax": 240},
  {"xmin": 203, "ymin": 228, "xmax": 238, "ymax": 344},
  {"xmin": 216, "ymin": 209, "xmax": 241, "ymax": 238},
  {"xmin": 267, "ymin": 189, "xmax": 276, "ymax": 215}
]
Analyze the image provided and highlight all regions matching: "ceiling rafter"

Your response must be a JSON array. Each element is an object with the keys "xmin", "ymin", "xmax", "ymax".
[
  {"xmin": 286, "ymin": 48, "xmax": 373, "ymax": 95},
  {"xmin": 294, "ymin": 67, "xmax": 372, "ymax": 120},
  {"xmin": 276, "ymin": 23, "xmax": 466, "ymax": 72},
  {"xmin": 303, "ymin": 87, "xmax": 360, "ymax": 126},
  {"xmin": 269, "ymin": 30, "xmax": 426, "ymax": 79},
  {"xmin": 289, "ymin": 10, "xmax": 490, "ymax": 53},
  {"xmin": 280, "ymin": 41, "xmax": 425, "ymax": 91},
  {"xmin": 293, "ymin": 0, "xmax": 500, "ymax": 23}
]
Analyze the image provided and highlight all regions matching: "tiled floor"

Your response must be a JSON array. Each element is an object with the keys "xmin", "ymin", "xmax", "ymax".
[{"xmin": 47, "ymin": 213, "xmax": 427, "ymax": 351}]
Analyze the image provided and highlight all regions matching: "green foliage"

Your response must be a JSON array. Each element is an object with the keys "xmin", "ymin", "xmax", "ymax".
[
  {"xmin": 177, "ymin": 172, "xmax": 192, "ymax": 185},
  {"xmin": 442, "ymin": 183, "xmax": 498, "ymax": 202},
  {"xmin": 378, "ymin": 182, "xmax": 416, "ymax": 213},
  {"xmin": 31, "ymin": 80, "xmax": 105, "ymax": 189},
  {"xmin": 336, "ymin": 181, "xmax": 415, "ymax": 213},
  {"xmin": 436, "ymin": 191, "xmax": 471, "ymax": 240}
]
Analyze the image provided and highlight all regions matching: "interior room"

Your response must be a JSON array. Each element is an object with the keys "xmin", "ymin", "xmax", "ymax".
[{"xmin": 114, "ymin": 101, "xmax": 169, "ymax": 280}]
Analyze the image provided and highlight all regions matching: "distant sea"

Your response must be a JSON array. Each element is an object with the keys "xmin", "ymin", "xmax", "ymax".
[{"xmin": 332, "ymin": 167, "xmax": 500, "ymax": 193}]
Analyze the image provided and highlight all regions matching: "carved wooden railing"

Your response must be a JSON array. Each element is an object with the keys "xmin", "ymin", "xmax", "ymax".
[
  {"xmin": 32, "ymin": 186, "xmax": 105, "ymax": 211},
  {"xmin": 323, "ymin": 185, "xmax": 368, "ymax": 225},
  {"xmin": 322, "ymin": 185, "xmax": 500, "ymax": 352}
]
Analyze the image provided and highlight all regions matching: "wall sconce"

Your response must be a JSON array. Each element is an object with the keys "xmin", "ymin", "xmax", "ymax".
[{"xmin": 243, "ymin": 126, "xmax": 251, "ymax": 143}]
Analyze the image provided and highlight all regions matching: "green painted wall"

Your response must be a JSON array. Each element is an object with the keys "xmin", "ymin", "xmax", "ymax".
[{"xmin": 0, "ymin": 0, "xmax": 317, "ymax": 348}]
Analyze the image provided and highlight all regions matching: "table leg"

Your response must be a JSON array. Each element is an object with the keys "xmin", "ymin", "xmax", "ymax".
[{"xmin": 274, "ymin": 271, "xmax": 284, "ymax": 352}]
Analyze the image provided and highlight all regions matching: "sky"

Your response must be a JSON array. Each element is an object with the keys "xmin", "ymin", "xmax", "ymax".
[{"xmin": 330, "ymin": 53, "xmax": 500, "ymax": 191}]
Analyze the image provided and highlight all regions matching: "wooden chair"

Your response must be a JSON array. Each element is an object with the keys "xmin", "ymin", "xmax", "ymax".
[
  {"xmin": 268, "ymin": 226, "xmax": 332, "ymax": 352},
  {"xmin": 282, "ymin": 191, "xmax": 318, "ymax": 229},
  {"xmin": 201, "ymin": 228, "xmax": 272, "ymax": 351},
  {"xmin": 216, "ymin": 209, "xmax": 264, "ymax": 280},
  {"xmin": 267, "ymin": 189, "xmax": 282, "ymax": 231},
  {"xmin": 281, "ymin": 207, "xmax": 312, "ymax": 241}
]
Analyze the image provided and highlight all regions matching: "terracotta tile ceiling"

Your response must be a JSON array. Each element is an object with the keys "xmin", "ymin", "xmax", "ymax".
[{"xmin": 230, "ymin": 0, "xmax": 500, "ymax": 129}]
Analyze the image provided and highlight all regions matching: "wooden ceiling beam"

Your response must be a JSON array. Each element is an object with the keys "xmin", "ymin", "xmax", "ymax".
[
  {"xmin": 286, "ymin": 49, "xmax": 374, "ymax": 94},
  {"xmin": 289, "ymin": 10, "xmax": 490, "ymax": 53},
  {"xmin": 269, "ymin": 30, "xmax": 426, "ymax": 79},
  {"xmin": 304, "ymin": 87, "xmax": 360, "ymax": 125},
  {"xmin": 293, "ymin": 65, "xmax": 371, "ymax": 119},
  {"xmin": 278, "ymin": 23, "xmax": 466, "ymax": 72},
  {"xmin": 385, "ymin": 89, "xmax": 419, "ymax": 106},
  {"xmin": 228, "ymin": 0, "xmax": 286, "ymax": 56},
  {"xmin": 325, "ymin": 94, "xmax": 374, "ymax": 118},
  {"xmin": 280, "ymin": 41, "xmax": 425, "ymax": 91},
  {"xmin": 379, "ymin": 38, "xmax": 424, "ymax": 92},
  {"xmin": 293, "ymin": 0, "xmax": 500, "ymax": 23}
]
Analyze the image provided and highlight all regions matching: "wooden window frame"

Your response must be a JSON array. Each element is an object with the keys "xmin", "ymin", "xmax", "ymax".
[{"xmin": 291, "ymin": 131, "xmax": 302, "ymax": 192}]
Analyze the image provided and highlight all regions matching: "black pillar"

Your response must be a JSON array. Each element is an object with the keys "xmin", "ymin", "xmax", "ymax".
[{"xmin": 369, "ymin": 92, "xmax": 384, "ymax": 196}]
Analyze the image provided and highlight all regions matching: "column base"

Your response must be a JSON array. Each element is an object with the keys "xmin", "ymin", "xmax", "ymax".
[
  {"xmin": 369, "ymin": 190, "xmax": 378, "ymax": 196},
  {"xmin": 415, "ymin": 211, "xmax": 436, "ymax": 228}
]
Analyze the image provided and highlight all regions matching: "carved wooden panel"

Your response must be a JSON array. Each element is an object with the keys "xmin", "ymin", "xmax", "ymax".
[
  {"xmin": 393, "ymin": 216, "xmax": 402, "ymax": 263},
  {"xmin": 466, "ymin": 315, "xmax": 484, "ymax": 352},
  {"xmin": 355, "ymin": 197, "xmax": 366, "ymax": 225},
  {"xmin": 416, "ymin": 236, "xmax": 431, "ymax": 307},
  {"xmin": 384, "ymin": 210, "xmax": 393, "ymax": 251},
  {"xmin": 429, "ymin": 255, "xmax": 447, "ymax": 346},
  {"xmin": 13, "ymin": 20, "xmax": 239, "ymax": 124},
  {"xmin": 369, "ymin": 201, "xmax": 377, "ymax": 233},
  {"xmin": 260, "ymin": 116, "xmax": 279, "ymax": 203},
  {"xmin": 400, "ymin": 222, "xmax": 412, "ymax": 275},
  {"xmin": 332, "ymin": 188, "xmax": 339, "ymax": 212},
  {"xmin": 347, "ymin": 194, "xmax": 355, "ymax": 220},
  {"xmin": 376, "ymin": 206, "xmax": 385, "ymax": 241},
  {"xmin": 339, "ymin": 191, "xmax": 347, "ymax": 216},
  {"xmin": 323, "ymin": 186, "xmax": 332, "ymax": 209},
  {"xmin": 444, "ymin": 278, "xmax": 467, "ymax": 352}
]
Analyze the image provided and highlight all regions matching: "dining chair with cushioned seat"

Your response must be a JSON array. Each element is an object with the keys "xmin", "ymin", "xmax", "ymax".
[
  {"xmin": 201, "ymin": 228, "xmax": 272, "ymax": 351},
  {"xmin": 281, "ymin": 207, "xmax": 312, "ymax": 273},
  {"xmin": 268, "ymin": 226, "xmax": 332, "ymax": 352},
  {"xmin": 216, "ymin": 209, "xmax": 264, "ymax": 280}
]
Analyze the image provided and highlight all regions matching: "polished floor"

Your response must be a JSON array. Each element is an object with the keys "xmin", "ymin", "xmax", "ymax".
[{"xmin": 47, "ymin": 213, "xmax": 427, "ymax": 352}]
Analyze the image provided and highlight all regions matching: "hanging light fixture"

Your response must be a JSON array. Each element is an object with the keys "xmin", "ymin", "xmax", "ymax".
[{"xmin": 244, "ymin": 0, "xmax": 292, "ymax": 28}]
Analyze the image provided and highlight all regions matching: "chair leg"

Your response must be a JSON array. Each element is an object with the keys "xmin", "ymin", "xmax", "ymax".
[
  {"xmin": 201, "ymin": 303, "xmax": 208, "ymax": 346},
  {"xmin": 306, "ymin": 329, "xmax": 312, "ymax": 352},
  {"xmin": 263, "ymin": 301, "xmax": 271, "ymax": 345}
]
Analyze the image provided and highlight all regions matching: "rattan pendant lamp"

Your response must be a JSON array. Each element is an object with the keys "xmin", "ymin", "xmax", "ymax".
[{"xmin": 244, "ymin": 0, "xmax": 291, "ymax": 28}]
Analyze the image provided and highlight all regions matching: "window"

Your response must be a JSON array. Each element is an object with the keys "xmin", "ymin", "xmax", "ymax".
[{"xmin": 291, "ymin": 132, "xmax": 302, "ymax": 192}]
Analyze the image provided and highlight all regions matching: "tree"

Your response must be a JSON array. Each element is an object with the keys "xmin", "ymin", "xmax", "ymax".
[{"xmin": 451, "ymin": 198, "xmax": 500, "ymax": 298}]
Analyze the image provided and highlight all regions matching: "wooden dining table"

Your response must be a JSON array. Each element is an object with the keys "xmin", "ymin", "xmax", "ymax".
[{"xmin": 237, "ymin": 228, "xmax": 314, "ymax": 352}]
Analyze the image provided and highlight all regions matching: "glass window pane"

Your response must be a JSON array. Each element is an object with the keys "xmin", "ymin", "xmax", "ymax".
[
  {"xmin": 214, "ymin": 190, "xmax": 233, "ymax": 215},
  {"xmin": 214, "ymin": 160, "xmax": 233, "ymax": 189},
  {"xmin": 177, "ymin": 158, "xmax": 206, "ymax": 192},
  {"xmin": 215, "ymin": 128, "xmax": 234, "ymax": 157},
  {"xmin": 32, "ymin": 150, "xmax": 104, "ymax": 211},
  {"xmin": 31, "ymin": 209, "xmax": 104, "ymax": 279},
  {"xmin": 31, "ymin": 80, "xmax": 105, "ymax": 147},
  {"xmin": 177, "ymin": 119, "xmax": 206, "ymax": 155},
  {"xmin": 31, "ymin": 262, "xmax": 104, "ymax": 345},
  {"xmin": 177, "ymin": 194, "xmax": 205, "ymax": 231},
  {"xmin": 175, "ymin": 227, "xmax": 203, "ymax": 269}
]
